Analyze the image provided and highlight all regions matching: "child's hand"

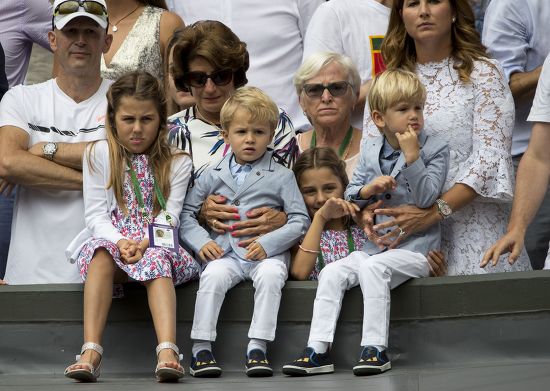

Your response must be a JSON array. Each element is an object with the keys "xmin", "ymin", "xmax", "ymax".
[
  {"xmin": 117, "ymin": 239, "xmax": 144, "ymax": 264},
  {"xmin": 199, "ymin": 241, "xmax": 224, "ymax": 262},
  {"xmin": 427, "ymin": 250, "xmax": 447, "ymax": 277},
  {"xmin": 245, "ymin": 241, "xmax": 267, "ymax": 261},
  {"xmin": 396, "ymin": 125, "xmax": 420, "ymax": 165},
  {"xmin": 318, "ymin": 198, "xmax": 360, "ymax": 222},
  {"xmin": 357, "ymin": 206, "xmax": 385, "ymax": 249},
  {"xmin": 360, "ymin": 176, "xmax": 397, "ymax": 199}
]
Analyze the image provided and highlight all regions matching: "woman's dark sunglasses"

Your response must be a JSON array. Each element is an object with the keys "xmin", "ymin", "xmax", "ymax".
[
  {"xmin": 54, "ymin": 0, "xmax": 107, "ymax": 17},
  {"xmin": 179, "ymin": 68, "xmax": 234, "ymax": 89},
  {"xmin": 303, "ymin": 81, "xmax": 351, "ymax": 98}
]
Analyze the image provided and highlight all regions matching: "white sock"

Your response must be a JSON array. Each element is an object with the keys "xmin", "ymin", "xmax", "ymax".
[
  {"xmin": 247, "ymin": 338, "xmax": 267, "ymax": 354},
  {"xmin": 192, "ymin": 340, "xmax": 212, "ymax": 357},
  {"xmin": 307, "ymin": 341, "xmax": 329, "ymax": 354}
]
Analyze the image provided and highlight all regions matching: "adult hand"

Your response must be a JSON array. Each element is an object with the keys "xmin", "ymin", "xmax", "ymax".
[
  {"xmin": 373, "ymin": 204, "xmax": 438, "ymax": 248},
  {"xmin": 200, "ymin": 194, "xmax": 240, "ymax": 234},
  {"xmin": 427, "ymin": 250, "xmax": 447, "ymax": 277},
  {"xmin": 481, "ymin": 229, "xmax": 524, "ymax": 268},
  {"xmin": 0, "ymin": 177, "xmax": 15, "ymax": 197},
  {"xmin": 231, "ymin": 207, "xmax": 287, "ymax": 248},
  {"xmin": 199, "ymin": 240, "xmax": 224, "ymax": 262},
  {"xmin": 354, "ymin": 200, "xmax": 384, "ymax": 247}
]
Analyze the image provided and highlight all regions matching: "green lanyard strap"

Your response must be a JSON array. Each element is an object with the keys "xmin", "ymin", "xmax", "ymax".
[
  {"xmin": 317, "ymin": 227, "xmax": 355, "ymax": 272},
  {"xmin": 128, "ymin": 163, "xmax": 172, "ymax": 226},
  {"xmin": 310, "ymin": 126, "xmax": 354, "ymax": 159}
]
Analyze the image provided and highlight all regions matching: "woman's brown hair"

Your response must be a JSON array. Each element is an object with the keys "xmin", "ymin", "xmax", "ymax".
[
  {"xmin": 136, "ymin": 0, "xmax": 168, "ymax": 10},
  {"xmin": 382, "ymin": 0, "xmax": 488, "ymax": 82},
  {"xmin": 171, "ymin": 20, "xmax": 249, "ymax": 92}
]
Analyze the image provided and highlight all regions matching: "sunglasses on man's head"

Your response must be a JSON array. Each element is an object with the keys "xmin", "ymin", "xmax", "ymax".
[
  {"xmin": 54, "ymin": 0, "xmax": 107, "ymax": 17},
  {"xmin": 302, "ymin": 81, "xmax": 351, "ymax": 98},
  {"xmin": 180, "ymin": 68, "xmax": 234, "ymax": 89}
]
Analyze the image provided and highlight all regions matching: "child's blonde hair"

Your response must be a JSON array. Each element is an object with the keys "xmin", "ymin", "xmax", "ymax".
[
  {"xmin": 220, "ymin": 86, "xmax": 279, "ymax": 132},
  {"xmin": 368, "ymin": 69, "xmax": 426, "ymax": 115},
  {"xmin": 100, "ymin": 71, "xmax": 181, "ymax": 216}
]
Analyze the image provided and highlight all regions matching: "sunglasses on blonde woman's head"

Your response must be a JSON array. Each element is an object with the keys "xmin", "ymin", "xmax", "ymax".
[
  {"xmin": 180, "ymin": 68, "xmax": 234, "ymax": 89},
  {"xmin": 302, "ymin": 81, "xmax": 351, "ymax": 98},
  {"xmin": 53, "ymin": 0, "xmax": 107, "ymax": 17}
]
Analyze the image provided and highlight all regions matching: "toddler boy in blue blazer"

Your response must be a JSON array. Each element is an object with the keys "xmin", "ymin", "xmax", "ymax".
[
  {"xmin": 283, "ymin": 69, "xmax": 449, "ymax": 377},
  {"xmin": 181, "ymin": 86, "xmax": 310, "ymax": 378}
]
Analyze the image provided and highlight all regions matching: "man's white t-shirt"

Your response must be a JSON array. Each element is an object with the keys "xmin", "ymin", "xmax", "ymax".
[
  {"xmin": 0, "ymin": 78, "xmax": 111, "ymax": 284},
  {"xmin": 528, "ymin": 54, "xmax": 550, "ymax": 124},
  {"xmin": 303, "ymin": 0, "xmax": 391, "ymax": 129}
]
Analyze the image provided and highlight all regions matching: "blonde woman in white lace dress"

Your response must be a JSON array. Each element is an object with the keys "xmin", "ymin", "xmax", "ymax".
[{"xmin": 361, "ymin": 0, "xmax": 531, "ymax": 275}]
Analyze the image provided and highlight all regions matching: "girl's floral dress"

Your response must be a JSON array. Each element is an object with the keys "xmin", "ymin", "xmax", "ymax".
[
  {"xmin": 308, "ymin": 225, "xmax": 368, "ymax": 280},
  {"xmin": 76, "ymin": 154, "xmax": 200, "ymax": 285}
]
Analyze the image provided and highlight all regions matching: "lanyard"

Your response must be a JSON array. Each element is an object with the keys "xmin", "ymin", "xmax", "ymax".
[
  {"xmin": 317, "ymin": 227, "xmax": 355, "ymax": 272},
  {"xmin": 128, "ymin": 164, "xmax": 172, "ymax": 226},
  {"xmin": 310, "ymin": 126, "xmax": 354, "ymax": 159}
]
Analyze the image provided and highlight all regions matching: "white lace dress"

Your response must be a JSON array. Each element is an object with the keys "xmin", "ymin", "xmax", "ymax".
[{"xmin": 362, "ymin": 57, "xmax": 531, "ymax": 275}]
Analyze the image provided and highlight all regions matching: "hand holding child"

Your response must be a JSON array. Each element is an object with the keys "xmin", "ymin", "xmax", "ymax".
[
  {"xmin": 396, "ymin": 125, "xmax": 420, "ymax": 165},
  {"xmin": 199, "ymin": 240, "xmax": 224, "ymax": 262},
  {"xmin": 427, "ymin": 250, "xmax": 447, "ymax": 277},
  {"xmin": 318, "ymin": 198, "xmax": 359, "ymax": 222},
  {"xmin": 360, "ymin": 176, "xmax": 397, "ymax": 199},
  {"xmin": 245, "ymin": 241, "xmax": 267, "ymax": 261}
]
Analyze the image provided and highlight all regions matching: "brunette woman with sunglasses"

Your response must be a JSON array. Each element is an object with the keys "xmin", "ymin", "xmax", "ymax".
[
  {"xmin": 100, "ymin": 0, "xmax": 183, "ymax": 82},
  {"xmin": 168, "ymin": 20, "xmax": 298, "ymax": 251},
  {"xmin": 294, "ymin": 52, "xmax": 363, "ymax": 179}
]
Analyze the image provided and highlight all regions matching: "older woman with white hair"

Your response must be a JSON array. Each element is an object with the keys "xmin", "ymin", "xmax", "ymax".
[{"xmin": 294, "ymin": 52, "xmax": 363, "ymax": 178}]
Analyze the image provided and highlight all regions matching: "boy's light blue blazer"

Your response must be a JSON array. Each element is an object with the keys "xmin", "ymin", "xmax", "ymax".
[
  {"xmin": 346, "ymin": 132, "xmax": 449, "ymax": 256},
  {"xmin": 180, "ymin": 150, "xmax": 310, "ymax": 263}
]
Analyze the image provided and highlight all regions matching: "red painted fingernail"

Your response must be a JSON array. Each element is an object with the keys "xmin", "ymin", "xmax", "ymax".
[
  {"xmin": 227, "ymin": 225, "xmax": 234, "ymax": 232},
  {"xmin": 234, "ymin": 214, "xmax": 240, "ymax": 220},
  {"xmin": 231, "ymin": 232, "xmax": 237, "ymax": 237}
]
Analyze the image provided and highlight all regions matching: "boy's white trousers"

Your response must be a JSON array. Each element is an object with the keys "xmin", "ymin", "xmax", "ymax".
[
  {"xmin": 191, "ymin": 256, "xmax": 288, "ymax": 342},
  {"xmin": 308, "ymin": 249, "xmax": 429, "ymax": 348}
]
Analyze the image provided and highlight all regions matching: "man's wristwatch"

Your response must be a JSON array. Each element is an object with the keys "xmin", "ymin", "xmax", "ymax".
[
  {"xmin": 435, "ymin": 198, "xmax": 452, "ymax": 219},
  {"xmin": 42, "ymin": 142, "xmax": 58, "ymax": 160}
]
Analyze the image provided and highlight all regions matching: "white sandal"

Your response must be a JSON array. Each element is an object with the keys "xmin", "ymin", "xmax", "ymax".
[
  {"xmin": 64, "ymin": 342, "xmax": 103, "ymax": 382},
  {"xmin": 155, "ymin": 342, "xmax": 184, "ymax": 382}
]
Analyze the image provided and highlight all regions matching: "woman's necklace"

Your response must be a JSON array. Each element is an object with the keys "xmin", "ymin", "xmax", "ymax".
[
  {"xmin": 110, "ymin": 5, "xmax": 140, "ymax": 32},
  {"xmin": 310, "ymin": 126, "xmax": 354, "ymax": 160}
]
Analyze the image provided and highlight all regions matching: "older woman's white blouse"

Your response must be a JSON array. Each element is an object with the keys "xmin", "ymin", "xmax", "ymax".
[{"xmin": 362, "ymin": 57, "xmax": 531, "ymax": 275}]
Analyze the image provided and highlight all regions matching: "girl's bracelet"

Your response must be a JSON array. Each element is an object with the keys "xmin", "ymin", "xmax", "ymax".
[{"xmin": 298, "ymin": 244, "xmax": 320, "ymax": 254}]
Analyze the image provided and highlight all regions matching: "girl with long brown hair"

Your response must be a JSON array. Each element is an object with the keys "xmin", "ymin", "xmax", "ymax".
[{"xmin": 64, "ymin": 71, "xmax": 200, "ymax": 383}]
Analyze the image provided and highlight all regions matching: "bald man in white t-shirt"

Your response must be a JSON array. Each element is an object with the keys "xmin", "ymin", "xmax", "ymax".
[{"xmin": 0, "ymin": 1, "xmax": 113, "ymax": 284}]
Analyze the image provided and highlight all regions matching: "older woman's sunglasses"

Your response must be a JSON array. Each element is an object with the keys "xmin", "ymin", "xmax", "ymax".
[
  {"xmin": 180, "ymin": 68, "xmax": 234, "ymax": 88},
  {"xmin": 303, "ymin": 81, "xmax": 351, "ymax": 98},
  {"xmin": 53, "ymin": 0, "xmax": 107, "ymax": 17}
]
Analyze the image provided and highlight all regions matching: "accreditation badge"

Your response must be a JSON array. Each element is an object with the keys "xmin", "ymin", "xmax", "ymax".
[{"xmin": 148, "ymin": 223, "xmax": 179, "ymax": 252}]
